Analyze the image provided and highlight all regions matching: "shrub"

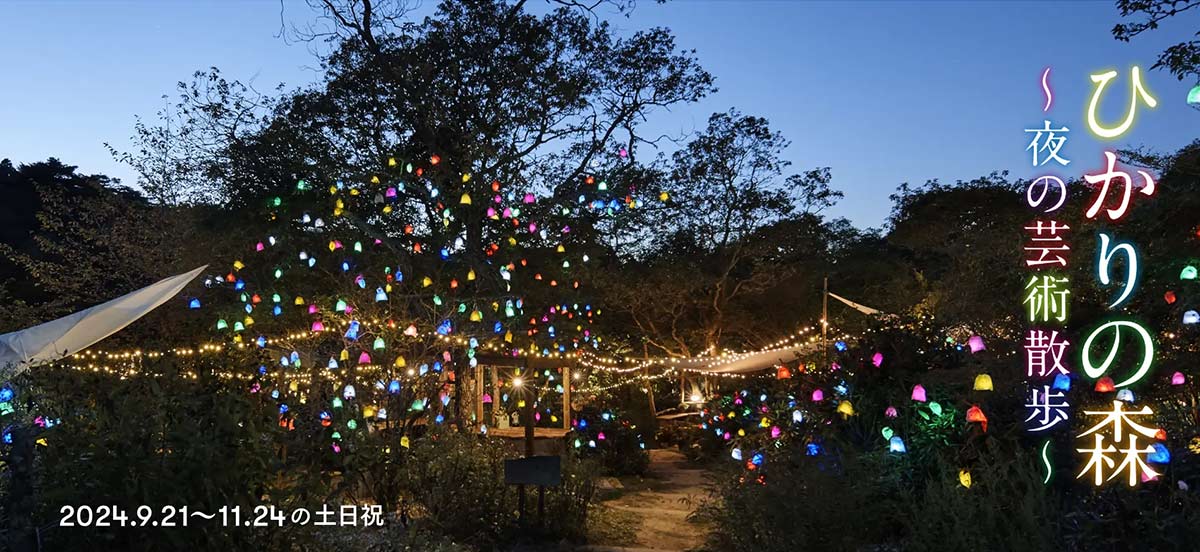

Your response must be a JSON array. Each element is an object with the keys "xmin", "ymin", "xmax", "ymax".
[{"xmin": 570, "ymin": 406, "xmax": 649, "ymax": 476}]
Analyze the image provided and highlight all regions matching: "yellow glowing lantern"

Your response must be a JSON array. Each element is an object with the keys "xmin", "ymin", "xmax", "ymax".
[
  {"xmin": 959, "ymin": 469, "xmax": 972, "ymax": 488},
  {"xmin": 973, "ymin": 374, "xmax": 994, "ymax": 391},
  {"xmin": 837, "ymin": 400, "xmax": 855, "ymax": 417}
]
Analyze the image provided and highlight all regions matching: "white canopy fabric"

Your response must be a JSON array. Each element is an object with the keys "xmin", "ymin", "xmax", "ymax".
[
  {"xmin": 829, "ymin": 292, "xmax": 882, "ymax": 316},
  {"xmin": 0, "ymin": 265, "xmax": 207, "ymax": 376}
]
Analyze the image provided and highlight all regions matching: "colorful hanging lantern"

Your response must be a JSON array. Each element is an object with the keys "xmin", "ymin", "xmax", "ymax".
[
  {"xmin": 776, "ymin": 365, "xmax": 792, "ymax": 379},
  {"xmin": 1171, "ymin": 371, "xmax": 1186, "ymax": 385},
  {"xmin": 973, "ymin": 374, "xmax": 993, "ymax": 391},
  {"xmin": 1052, "ymin": 373, "xmax": 1071, "ymax": 391},
  {"xmin": 959, "ymin": 469, "xmax": 972, "ymax": 489},
  {"xmin": 871, "ymin": 352, "xmax": 883, "ymax": 367},
  {"xmin": 884, "ymin": 406, "xmax": 898, "ymax": 418},
  {"xmin": 1095, "ymin": 376, "xmax": 1116, "ymax": 392},
  {"xmin": 888, "ymin": 436, "xmax": 907, "ymax": 453},
  {"xmin": 966, "ymin": 405, "xmax": 988, "ymax": 432},
  {"xmin": 836, "ymin": 400, "xmax": 855, "ymax": 417},
  {"xmin": 811, "ymin": 389, "xmax": 824, "ymax": 402},
  {"xmin": 968, "ymin": 335, "xmax": 986, "ymax": 353},
  {"xmin": 1182, "ymin": 266, "xmax": 1198, "ymax": 280},
  {"xmin": 1116, "ymin": 389, "xmax": 1135, "ymax": 402},
  {"xmin": 911, "ymin": 384, "xmax": 927, "ymax": 402}
]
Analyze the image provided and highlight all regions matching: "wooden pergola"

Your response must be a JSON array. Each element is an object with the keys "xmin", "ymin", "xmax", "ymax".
[{"xmin": 469, "ymin": 353, "xmax": 573, "ymax": 445}]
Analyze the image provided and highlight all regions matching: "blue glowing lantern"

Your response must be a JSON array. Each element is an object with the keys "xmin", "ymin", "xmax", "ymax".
[
  {"xmin": 1186, "ymin": 310, "xmax": 1200, "ymax": 325},
  {"xmin": 806, "ymin": 443, "xmax": 821, "ymax": 456},
  {"xmin": 889, "ymin": 436, "xmax": 907, "ymax": 454},
  {"xmin": 188, "ymin": 298, "xmax": 201, "ymax": 309},
  {"xmin": 1052, "ymin": 373, "xmax": 1071, "ymax": 392},
  {"xmin": 1149, "ymin": 443, "xmax": 1171, "ymax": 464}
]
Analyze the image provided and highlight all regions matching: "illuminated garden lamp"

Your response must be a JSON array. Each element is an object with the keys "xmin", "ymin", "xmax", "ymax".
[
  {"xmin": 1052, "ymin": 373, "xmax": 1071, "ymax": 391},
  {"xmin": 911, "ymin": 384, "xmax": 927, "ymax": 402},
  {"xmin": 888, "ymin": 436, "xmax": 907, "ymax": 454},
  {"xmin": 1185, "ymin": 310, "xmax": 1200, "ymax": 325},
  {"xmin": 1149, "ymin": 443, "xmax": 1171, "ymax": 464},
  {"xmin": 1189, "ymin": 84, "xmax": 1200, "ymax": 106},
  {"xmin": 1094, "ymin": 376, "xmax": 1116, "ymax": 393},
  {"xmin": 973, "ymin": 374, "xmax": 994, "ymax": 391},
  {"xmin": 966, "ymin": 405, "xmax": 988, "ymax": 432},
  {"xmin": 1116, "ymin": 389, "xmax": 1135, "ymax": 403},
  {"xmin": 1172, "ymin": 371, "xmax": 1186, "ymax": 386}
]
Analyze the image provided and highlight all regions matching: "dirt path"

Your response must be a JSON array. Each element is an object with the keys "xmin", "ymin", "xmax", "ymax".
[{"xmin": 590, "ymin": 448, "xmax": 711, "ymax": 551}]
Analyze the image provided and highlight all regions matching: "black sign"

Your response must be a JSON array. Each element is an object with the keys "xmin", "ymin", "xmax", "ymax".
[{"xmin": 504, "ymin": 455, "xmax": 562, "ymax": 486}]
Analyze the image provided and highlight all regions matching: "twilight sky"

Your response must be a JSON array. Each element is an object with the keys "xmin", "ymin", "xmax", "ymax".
[{"xmin": 1, "ymin": 0, "xmax": 1196, "ymax": 227}]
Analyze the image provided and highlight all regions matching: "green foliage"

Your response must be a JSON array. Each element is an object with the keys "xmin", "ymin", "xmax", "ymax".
[
  {"xmin": 693, "ymin": 449, "xmax": 901, "ymax": 551},
  {"xmin": 18, "ymin": 357, "xmax": 316, "ymax": 551},
  {"xmin": 571, "ymin": 406, "xmax": 649, "ymax": 475}
]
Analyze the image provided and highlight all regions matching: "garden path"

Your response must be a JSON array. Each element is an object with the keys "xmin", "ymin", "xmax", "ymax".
[{"xmin": 589, "ymin": 448, "xmax": 711, "ymax": 552}]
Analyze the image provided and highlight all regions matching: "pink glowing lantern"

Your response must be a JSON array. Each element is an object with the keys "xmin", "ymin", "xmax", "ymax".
[
  {"xmin": 770, "ymin": 426, "xmax": 782, "ymax": 439},
  {"xmin": 911, "ymin": 384, "xmax": 927, "ymax": 402},
  {"xmin": 1172, "ymin": 372, "xmax": 1186, "ymax": 386},
  {"xmin": 871, "ymin": 352, "xmax": 883, "ymax": 367},
  {"xmin": 311, "ymin": 320, "xmax": 325, "ymax": 332},
  {"xmin": 968, "ymin": 335, "xmax": 986, "ymax": 353},
  {"xmin": 811, "ymin": 389, "xmax": 825, "ymax": 402},
  {"xmin": 523, "ymin": 193, "xmax": 535, "ymax": 204},
  {"xmin": 885, "ymin": 406, "xmax": 898, "ymax": 418},
  {"xmin": 358, "ymin": 352, "xmax": 372, "ymax": 364},
  {"xmin": 308, "ymin": 304, "xmax": 319, "ymax": 314},
  {"xmin": 482, "ymin": 393, "xmax": 493, "ymax": 404}
]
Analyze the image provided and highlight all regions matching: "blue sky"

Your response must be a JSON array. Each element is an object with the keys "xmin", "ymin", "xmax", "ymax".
[{"xmin": 1, "ymin": 0, "xmax": 1196, "ymax": 227}]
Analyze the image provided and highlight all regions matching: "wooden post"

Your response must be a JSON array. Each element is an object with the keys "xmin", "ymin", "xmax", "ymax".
[
  {"xmin": 561, "ymin": 363, "xmax": 571, "ymax": 430},
  {"xmin": 822, "ymin": 276, "xmax": 829, "ymax": 369},
  {"xmin": 490, "ymin": 365, "xmax": 500, "ymax": 428},
  {"xmin": 474, "ymin": 364, "xmax": 484, "ymax": 429}
]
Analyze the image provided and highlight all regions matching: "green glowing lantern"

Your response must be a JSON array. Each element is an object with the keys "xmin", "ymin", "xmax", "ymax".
[
  {"xmin": 1182, "ymin": 266, "xmax": 1198, "ymax": 280},
  {"xmin": 1189, "ymin": 84, "xmax": 1200, "ymax": 106},
  {"xmin": 929, "ymin": 401, "xmax": 943, "ymax": 417}
]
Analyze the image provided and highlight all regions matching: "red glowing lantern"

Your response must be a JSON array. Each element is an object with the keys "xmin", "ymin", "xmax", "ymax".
[
  {"xmin": 966, "ymin": 405, "xmax": 988, "ymax": 432},
  {"xmin": 1095, "ymin": 376, "xmax": 1116, "ymax": 393}
]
